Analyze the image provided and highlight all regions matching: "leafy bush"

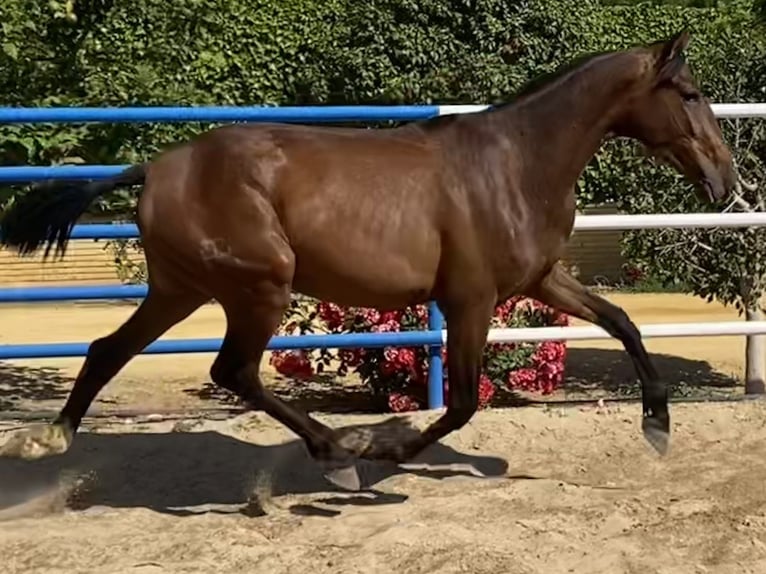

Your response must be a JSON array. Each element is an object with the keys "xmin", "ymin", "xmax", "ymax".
[{"xmin": 268, "ymin": 296, "xmax": 569, "ymax": 412}]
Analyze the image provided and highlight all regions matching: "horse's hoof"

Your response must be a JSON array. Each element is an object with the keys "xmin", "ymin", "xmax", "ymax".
[
  {"xmin": 0, "ymin": 424, "xmax": 72, "ymax": 460},
  {"xmin": 335, "ymin": 426, "xmax": 375, "ymax": 456},
  {"xmin": 334, "ymin": 417, "xmax": 420, "ymax": 463},
  {"xmin": 642, "ymin": 416, "xmax": 669, "ymax": 456},
  {"xmin": 320, "ymin": 462, "xmax": 362, "ymax": 492}
]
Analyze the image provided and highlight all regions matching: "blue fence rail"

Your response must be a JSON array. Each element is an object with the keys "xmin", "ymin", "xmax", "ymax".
[
  {"xmin": 0, "ymin": 105, "xmax": 454, "ymax": 124},
  {"xmin": 0, "ymin": 105, "xmax": 450, "ymax": 409},
  {"xmin": 0, "ymin": 330, "xmax": 444, "ymax": 359}
]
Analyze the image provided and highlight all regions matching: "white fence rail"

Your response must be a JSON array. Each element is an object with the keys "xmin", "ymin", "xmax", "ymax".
[
  {"xmin": 484, "ymin": 321, "xmax": 766, "ymax": 344},
  {"xmin": 574, "ymin": 212, "xmax": 766, "ymax": 230},
  {"xmin": 437, "ymin": 102, "xmax": 766, "ymax": 119}
]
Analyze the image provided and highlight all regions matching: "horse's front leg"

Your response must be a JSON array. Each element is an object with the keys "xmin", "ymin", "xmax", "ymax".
[
  {"xmin": 527, "ymin": 262, "xmax": 670, "ymax": 454},
  {"xmin": 337, "ymin": 296, "xmax": 496, "ymax": 463}
]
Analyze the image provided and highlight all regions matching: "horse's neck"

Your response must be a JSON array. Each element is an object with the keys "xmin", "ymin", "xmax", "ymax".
[{"xmin": 499, "ymin": 54, "xmax": 637, "ymax": 197}]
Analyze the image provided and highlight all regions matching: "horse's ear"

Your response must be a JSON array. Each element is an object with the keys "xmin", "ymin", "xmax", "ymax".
[
  {"xmin": 653, "ymin": 30, "xmax": 690, "ymax": 83},
  {"xmin": 660, "ymin": 30, "xmax": 690, "ymax": 62}
]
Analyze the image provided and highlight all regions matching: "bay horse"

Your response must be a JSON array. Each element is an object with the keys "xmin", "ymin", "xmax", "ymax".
[{"xmin": 0, "ymin": 31, "xmax": 734, "ymax": 491}]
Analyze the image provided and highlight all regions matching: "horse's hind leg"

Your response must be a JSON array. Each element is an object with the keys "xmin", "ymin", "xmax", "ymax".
[
  {"xmin": 527, "ymin": 262, "xmax": 669, "ymax": 454},
  {"xmin": 0, "ymin": 286, "xmax": 205, "ymax": 460},
  {"xmin": 211, "ymin": 285, "xmax": 363, "ymax": 489}
]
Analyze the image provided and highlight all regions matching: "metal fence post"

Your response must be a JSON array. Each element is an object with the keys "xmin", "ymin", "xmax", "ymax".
[{"xmin": 427, "ymin": 301, "xmax": 445, "ymax": 409}]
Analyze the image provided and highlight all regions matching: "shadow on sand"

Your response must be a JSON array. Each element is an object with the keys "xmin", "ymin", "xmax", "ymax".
[
  {"xmin": 562, "ymin": 347, "xmax": 738, "ymax": 397},
  {"xmin": 0, "ymin": 417, "xmax": 509, "ymax": 519},
  {"xmin": 0, "ymin": 363, "xmax": 72, "ymax": 411},
  {"xmin": 183, "ymin": 346, "xmax": 739, "ymax": 414},
  {"xmin": 0, "ymin": 343, "xmax": 737, "ymax": 416}
]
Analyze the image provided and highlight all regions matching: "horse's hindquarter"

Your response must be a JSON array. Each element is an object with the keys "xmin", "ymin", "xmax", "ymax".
[{"xmin": 270, "ymin": 126, "xmax": 445, "ymax": 307}]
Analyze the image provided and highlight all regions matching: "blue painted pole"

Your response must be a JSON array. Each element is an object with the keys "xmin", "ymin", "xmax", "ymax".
[
  {"xmin": 0, "ymin": 330, "xmax": 444, "ymax": 360},
  {"xmin": 427, "ymin": 301, "xmax": 445, "ymax": 409},
  {"xmin": 0, "ymin": 284, "xmax": 147, "ymax": 302},
  {"xmin": 45, "ymin": 223, "xmax": 138, "ymax": 239},
  {"xmin": 0, "ymin": 165, "xmax": 130, "ymax": 182},
  {"xmin": 0, "ymin": 105, "xmax": 441, "ymax": 124},
  {"xmin": 69, "ymin": 223, "xmax": 138, "ymax": 239}
]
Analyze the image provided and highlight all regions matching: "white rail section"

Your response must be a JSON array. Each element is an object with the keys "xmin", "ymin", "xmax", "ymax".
[
  {"xmin": 437, "ymin": 102, "xmax": 766, "ymax": 118},
  {"xmin": 481, "ymin": 322, "xmax": 766, "ymax": 343},
  {"xmin": 574, "ymin": 212, "xmax": 766, "ymax": 230}
]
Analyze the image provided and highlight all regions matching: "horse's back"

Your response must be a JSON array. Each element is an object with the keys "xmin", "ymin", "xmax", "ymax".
[{"xmin": 137, "ymin": 120, "xmax": 454, "ymax": 307}]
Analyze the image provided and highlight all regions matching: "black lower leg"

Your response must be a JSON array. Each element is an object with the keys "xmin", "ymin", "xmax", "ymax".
[
  {"xmin": 56, "ymin": 291, "xmax": 204, "ymax": 433},
  {"xmin": 529, "ymin": 264, "xmax": 669, "ymax": 454},
  {"xmin": 211, "ymin": 301, "xmax": 355, "ymax": 465},
  {"xmin": 338, "ymin": 298, "xmax": 494, "ymax": 463},
  {"xmin": 1, "ymin": 290, "xmax": 203, "ymax": 461},
  {"xmin": 55, "ymin": 335, "xmax": 138, "ymax": 432},
  {"xmin": 415, "ymin": 300, "xmax": 493, "ymax": 451},
  {"xmin": 585, "ymin": 300, "xmax": 668, "ymax": 424},
  {"xmin": 595, "ymin": 306, "xmax": 669, "ymax": 452},
  {"xmin": 237, "ymin": 364, "xmax": 354, "ymax": 461}
]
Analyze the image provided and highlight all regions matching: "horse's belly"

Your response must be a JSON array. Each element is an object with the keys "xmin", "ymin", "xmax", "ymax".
[{"xmin": 290, "ymin": 241, "xmax": 440, "ymax": 309}]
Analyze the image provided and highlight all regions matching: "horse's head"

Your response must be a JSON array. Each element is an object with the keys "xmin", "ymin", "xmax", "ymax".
[{"xmin": 613, "ymin": 31, "xmax": 735, "ymax": 203}]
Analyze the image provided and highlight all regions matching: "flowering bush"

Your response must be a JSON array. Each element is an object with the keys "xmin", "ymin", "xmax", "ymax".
[{"xmin": 269, "ymin": 295, "xmax": 569, "ymax": 412}]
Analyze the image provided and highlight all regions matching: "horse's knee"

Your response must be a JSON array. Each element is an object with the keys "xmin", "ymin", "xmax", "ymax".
[
  {"xmin": 597, "ymin": 304, "xmax": 639, "ymax": 343},
  {"xmin": 86, "ymin": 335, "xmax": 113, "ymax": 360},
  {"xmin": 613, "ymin": 309, "xmax": 643, "ymax": 348},
  {"xmin": 271, "ymin": 251, "xmax": 295, "ymax": 287},
  {"xmin": 80, "ymin": 335, "xmax": 127, "ymax": 379}
]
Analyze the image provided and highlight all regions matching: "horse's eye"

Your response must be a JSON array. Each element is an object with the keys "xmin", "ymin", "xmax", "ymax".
[{"xmin": 681, "ymin": 91, "xmax": 701, "ymax": 103}]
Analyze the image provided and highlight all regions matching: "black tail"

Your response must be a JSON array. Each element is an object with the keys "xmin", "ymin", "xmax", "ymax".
[{"xmin": 0, "ymin": 163, "xmax": 147, "ymax": 260}]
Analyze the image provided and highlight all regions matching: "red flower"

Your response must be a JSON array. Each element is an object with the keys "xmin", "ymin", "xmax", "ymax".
[
  {"xmin": 478, "ymin": 374, "xmax": 495, "ymax": 408},
  {"xmin": 357, "ymin": 308, "xmax": 380, "ymax": 325},
  {"xmin": 552, "ymin": 312, "xmax": 569, "ymax": 326},
  {"xmin": 379, "ymin": 310, "xmax": 403, "ymax": 324},
  {"xmin": 534, "ymin": 341, "xmax": 566, "ymax": 364},
  {"xmin": 495, "ymin": 297, "xmax": 522, "ymax": 322},
  {"xmin": 381, "ymin": 347, "xmax": 419, "ymax": 377},
  {"xmin": 317, "ymin": 301, "xmax": 345, "ymax": 330},
  {"xmin": 371, "ymin": 319, "xmax": 401, "ymax": 333},
  {"xmin": 338, "ymin": 348, "xmax": 365, "ymax": 368},
  {"xmin": 508, "ymin": 367, "xmax": 537, "ymax": 391},
  {"xmin": 380, "ymin": 356, "xmax": 399, "ymax": 376},
  {"xmin": 388, "ymin": 392, "xmax": 420, "ymax": 412},
  {"xmin": 411, "ymin": 305, "xmax": 429, "ymax": 324},
  {"xmin": 270, "ymin": 350, "xmax": 314, "ymax": 379}
]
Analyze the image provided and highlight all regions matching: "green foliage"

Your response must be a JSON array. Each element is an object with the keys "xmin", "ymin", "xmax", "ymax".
[
  {"xmin": 582, "ymin": 0, "xmax": 766, "ymax": 314},
  {"xmin": 601, "ymin": 0, "xmax": 721, "ymax": 6},
  {"xmin": 1, "ymin": 0, "xmax": 765, "ymax": 314},
  {"xmin": 0, "ymin": 0, "xmax": 345, "ymax": 214}
]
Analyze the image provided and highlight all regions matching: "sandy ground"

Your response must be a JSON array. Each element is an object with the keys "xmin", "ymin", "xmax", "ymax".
[{"xmin": 1, "ymin": 293, "xmax": 764, "ymax": 573}]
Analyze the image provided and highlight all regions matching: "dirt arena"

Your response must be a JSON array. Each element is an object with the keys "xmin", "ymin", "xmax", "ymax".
[{"xmin": 1, "ymin": 293, "xmax": 765, "ymax": 573}]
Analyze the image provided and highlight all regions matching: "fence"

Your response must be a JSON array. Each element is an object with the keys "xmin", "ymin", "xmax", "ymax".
[{"xmin": 1, "ymin": 103, "xmax": 766, "ymax": 410}]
